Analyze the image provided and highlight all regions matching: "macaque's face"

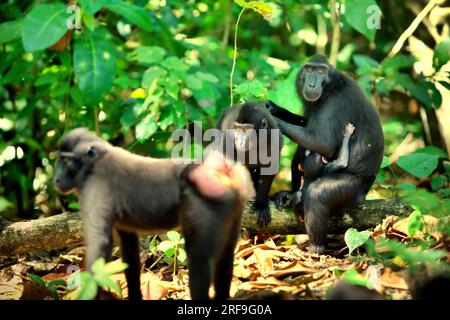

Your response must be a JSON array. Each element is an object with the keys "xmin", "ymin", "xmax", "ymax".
[{"xmin": 54, "ymin": 139, "xmax": 102, "ymax": 194}]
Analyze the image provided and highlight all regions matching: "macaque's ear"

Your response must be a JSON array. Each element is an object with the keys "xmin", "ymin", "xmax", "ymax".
[{"xmin": 261, "ymin": 118, "xmax": 268, "ymax": 129}]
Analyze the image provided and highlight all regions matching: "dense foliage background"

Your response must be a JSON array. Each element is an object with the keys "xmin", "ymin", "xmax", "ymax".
[{"xmin": 0, "ymin": 0, "xmax": 449, "ymax": 300}]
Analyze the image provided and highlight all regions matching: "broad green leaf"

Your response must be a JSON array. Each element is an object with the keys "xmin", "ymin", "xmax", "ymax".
[
  {"xmin": 77, "ymin": 272, "xmax": 98, "ymax": 300},
  {"xmin": 28, "ymin": 273, "xmax": 46, "ymax": 287},
  {"xmin": 381, "ymin": 55, "xmax": 416, "ymax": 75},
  {"xmin": 96, "ymin": 275, "xmax": 121, "ymax": 295},
  {"xmin": 91, "ymin": 257, "xmax": 106, "ymax": 274},
  {"xmin": 0, "ymin": 19, "xmax": 22, "ymax": 45},
  {"xmin": 82, "ymin": 12, "xmax": 96, "ymax": 31},
  {"xmin": 344, "ymin": 0, "xmax": 379, "ymax": 41},
  {"xmin": 344, "ymin": 228, "xmax": 371, "ymax": 254},
  {"xmin": 73, "ymin": 28, "xmax": 116, "ymax": 106},
  {"xmin": 105, "ymin": 1, "xmax": 152, "ymax": 32},
  {"xmin": 158, "ymin": 240, "xmax": 174, "ymax": 253},
  {"xmin": 142, "ymin": 66, "xmax": 167, "ymax": 89},
  {"xmin": 177, "ymin": 248, "xmax": 187, "ymax": 263},
  {"xmin": 400, "ymin": 189, "xmax": 441, "ymax": 215},
  {"xmin": 164, "ymin": 248, "xmax": 176, "ymax": 258},
  {"xmin": 167, "ymin": 231, "xmax": 181, "ymax": 242},
  {"xmin": 136, "ymin": 114, "xmax": 158, "ymax": 142},
  {"xmin": 407, "ymin": 210, "xmax": 423, "ymax": 238},
  {"xmin": 353, "ymin": 54, "xmax": 380, "ymax": 75},
  {"xmin": 196, "ymin": 72, "xmax": 219, "ymax": 83},
  {"xmin": 102, "ymin": 261, "xmax": 128, "ymax": 275},
  {"xmin": 22, "ymin": 3, "xmax": 68, "ymax": 52},
  {"xmin": 396, "ymin": 183, "xmax": 416, "ymax": 191},
  {"xmin": 130, "ymin": 46, "xmax": 166, "ymax": 65},
  {"xmin": 78, "ymin": 0, "xmax": 108, "ymax": 15},
  {"xmin": 161, "ymin": 57, "xmax": 189, "ymax": 72},
  {"xmin": 380, "ymin": 156, "xmax": 390, "ymax": 168},
  {"xmin": 405, "ymin": 83, "xmax": 433, "ymax": 109},
  {"xmin": 342, "ymin": 269, "xmax": 371, "ymax": 287},
  {"xmin": 433, "ymin": 37, "xmax": 450, "ymax": 69},
  {"xmin": 431, "ymin": 175, "xmax": 447, "ymax": 191},
  {"xmin": 415, "ymin": 146, "xmax": 448, "ymax": 159},
  {"xmin": 267, "ymin": 69, "xmax": 303, "ymax": 115},
  {"xmin": 397, "ymin": 153, "xmax": 439, "ymax": 178}
]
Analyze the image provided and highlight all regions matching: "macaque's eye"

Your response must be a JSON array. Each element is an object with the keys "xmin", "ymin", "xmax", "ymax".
[
  {"xmin": 305, "ymin": 66, "xmax": 314, "ymax": 72},
  {"xmin": 86, "ymin": 146, "xmax": 97, "ymax": 158},
  {"xmin": 317, "ymin": 67, "xmax": 326, "ymax": 74}
]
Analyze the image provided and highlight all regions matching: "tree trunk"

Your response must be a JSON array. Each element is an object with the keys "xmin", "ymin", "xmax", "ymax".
[{"xmin": 0, "ymin": 199, "xmax": 411, "ymax": 256}]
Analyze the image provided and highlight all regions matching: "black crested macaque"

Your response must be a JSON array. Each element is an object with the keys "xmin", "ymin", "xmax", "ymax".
[
  {"xmin": 267, "ymin": 55, "xmax": 384, "ymax": 254},
  {"xmin": 276, "ymin": 122, "xmax": 355, "ymax": 210},
  {"xmin": 53, "ymin": 128, "xmax": 254, "ymax": 300},
  {"xmin": 217, "ymin": 102, "xmax": 283, "ymax": 227}
]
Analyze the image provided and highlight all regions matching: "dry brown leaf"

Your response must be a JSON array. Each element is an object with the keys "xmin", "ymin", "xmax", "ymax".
[
  {"xmin": 238, "ymin": 276, "xmax": 289, "ymax": 290},
  {"xmin": 392, "ymin": 215, "xmax": 441, "ymax": 241},
  {"xmin": 234, "ymin": 243, "xmax": 283, "ymax": 259},
  {"xmin": 380, "ymin": 268, "xmax": 409, "ymax": 290},
  {"xmin": 253, "ymin": 248, "xmax": 274, "ymax": 276},
  {"xmin": 268, "ymin": 263, "xmax": 319, "ymax": 278}
]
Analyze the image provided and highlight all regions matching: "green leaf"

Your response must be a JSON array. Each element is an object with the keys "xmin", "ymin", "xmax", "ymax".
[
  {"xmin": 415, "ymin": 146, "xmax": 448, "ymax": 159},
  {"xmin": 130, "ymin": 46, "xmax": 166, "ymax": 65},
  {"xmin": 82, "ymin": 11, "xmax": 96, "ymax": 31},
  {"xmin": 344, "ymin": 0, "xmax": 379, "ymax": 41},
  {"xmin": 0, "ymin": 19, "xmax": 22, "ymax": 45},
  {"xmin": 164, "ymin": 248, "xmax": 176, "ymax": 257},
  {"xmin": 397, "ymin": 152, "xmax": 439, "ymax": 178},
  {"xmin": 407, "ymin": 210, "xmax": 423, "ymax": 238},
  {"xmin": 381, "ymin": 55, "xmax": 416, "ymax": 75},
  {"xmin": 142, "ymin": 66, "xmax": 167, "ymax": 89},
  {"xmin": 77, "ymin": 272, "xmax": 98, "ymax": 300},
  {"xmin": 267, "ymin": 69, "xmax": 302, "ymax": 115},
  {"xmin": 405, "ymin": 83, "xmax": 433, "ymax": 109},
  {"xmin": 177, "ymin": 248, "xmax": 187, "ymax": 263},
  {"xmin": 167, "ymin": 231, "xmax": 181, "ymax": 242},
  {"xmin": 135, "ymin": 114, "xmax": 157, "ymax": 142},
  {"xmin": 344, "ymin": 228, "xmax": 371, "ymax": 254},
  {"xmin": 161, "ymin": 57, "xmax": 189, "ymax": 72},
  {"xmin": 431, "ymin": 175, "xmax": 447, "ymax": 191},
  {"xmin": 102, "ymin": 261, "xmax": 128, "ymax": 275},
  {"xmin": 105, "ymin": 1, "xmax": 153, "ymax": 32},
  {"xmin": 195, "ymin": 72, "xmax": 219, "ymax": 83},
  {"xmin": 342, "ymin": 269, "xmax": 371, "ymax": 287},
  {"xmin": 380, "ymin": 156, "xmax": 390, "ymax": 168},
  {"xmin": 433, "ymin": 37, "xmax": 450, "ymax": 69},
  {"xmin": 158, "ymin": 240, "xmax": 174, "ymax": 253},
  {"xmin": 396, "ymin": 183, "xmax": 416, "ymax": 191},
  {"xmin": 400, "ymin": 189, "xmax": 441, "ymax": 215},
  {"xmin": 79, "ymin": 0, "xmax": 108, "ymax": 15},
  {"xmin": 28, "ymin": 273, "xmax": 46, "ymax": 287},
  {"xmin": 73, "ymin": 28, "xmax": 116, "ymax": 106},
  {"xmin": 353, "ymin": 54, "xmax": 380, "ymax": 75},
  {"xmin": 96, "ymin": 275, "xmax": 121, "ymax": 295},
  {"xmin": 21, "ymin": 3, "xmax": 68, "ymax": 52},
  {"xmin": 91, "ymin": 257, "xmax": 106, "ymax": 274}
]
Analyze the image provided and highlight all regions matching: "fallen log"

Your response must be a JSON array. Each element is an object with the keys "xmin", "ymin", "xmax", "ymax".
[{"xmin": 0, "ymin": 199, "xmax": 411, "ymax": 256}]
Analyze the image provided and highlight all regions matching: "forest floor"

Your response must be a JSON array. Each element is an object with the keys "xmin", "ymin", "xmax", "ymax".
[{"xmin": 1, "ymin": 210, "xmax": 437, "ymax": 300}]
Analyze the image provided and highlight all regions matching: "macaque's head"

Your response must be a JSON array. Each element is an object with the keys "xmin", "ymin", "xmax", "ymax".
[{"xmin": 53, "ymin": 128, "xmax": 106, "ymax": 194}]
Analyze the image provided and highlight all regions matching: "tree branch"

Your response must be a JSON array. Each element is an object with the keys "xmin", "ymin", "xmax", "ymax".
[{"xmin": 0, "ymin": 199, "xmax": 411, "ymax": 256}]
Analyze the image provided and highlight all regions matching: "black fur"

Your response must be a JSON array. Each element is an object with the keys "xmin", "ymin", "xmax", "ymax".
[{"xmin": 268, "ymin": 55, "xmax": 384, "ymax": 254}]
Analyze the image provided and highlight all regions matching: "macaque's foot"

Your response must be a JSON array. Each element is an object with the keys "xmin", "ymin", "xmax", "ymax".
[
  {"xmin": 254, "ymin": 203, "xmax": 271, "ymax": 227},
  {"xmin": 308, "ymin": 244, "xmax": 326, "ymax": 255},
  {"xmin": 272, "ymin": 191, "xmax": 293, "ymax": 210},
  {"xmin": 344, "ymin": 123, "xmax": 355, "ymax": 136}
]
